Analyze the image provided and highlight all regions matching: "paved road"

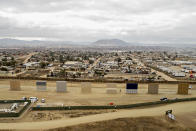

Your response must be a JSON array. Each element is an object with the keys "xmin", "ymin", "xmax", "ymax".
[{"xmin": 0, "ymin": 101, "xmax": 195, "ymax": 130}]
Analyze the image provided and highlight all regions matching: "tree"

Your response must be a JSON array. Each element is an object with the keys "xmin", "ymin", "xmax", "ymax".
[
  {"xmin": 84, "ymin": 55, "xmax": 89, "ymax": 60},
  {"xmin": 126, "ymin": 57, "xmax": 132, "ymax": 60},
  {"xmin": 10, "ymin": 60, "xmax": 16, "ymax": 67},
  {"xmin": 59, "ymin": 69, "xmax": 68, "ymax": 77},
  {"xmin": 50, "ymin": 51, "xmax": 54, "ymax": 57},
  {"xmin": 59, "ymin": 55, "xmax": 64, "ymax": 63},
  {"xmin": 11, "ymin": 57, "xmax": 14, "ymax": 61},
  {"xmin": 89, "ymin": 60, "xmax": 94, "ymax": 64},
  {"xmin": 0, "ymin": 67, "xmax": 8, "ymax": 71},
  {"xmin": 51, "ymin": 57, "xmax": 55, "ymax": 62},
  {"xmin": 76, "ymin": 58, "xmax": 81, "ymax": 61},
  {"xmin": 2, "ymin": 57, "xmax": 7, "ymax": 62},
  {"xmin": 114, "ymin": 53, "xmax": 118, "ymax": 56},
  {"xmin": 40, "ymin": 62, "xmax": 47, "ymax": 68},
  {"xmin": 115, "ymin": 57, "xmax": 121, "ymax": 63}
]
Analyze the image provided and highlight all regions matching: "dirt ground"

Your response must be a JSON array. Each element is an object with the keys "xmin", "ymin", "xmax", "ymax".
[
  {"xmin": 8, "ymin": 109, "xmax": 116, "ymax": 123},
  {"xmin": 0, "ymin": 79, "xmax": 196, "ymax": 130},
  {"xmin": 47, "ymin": 116, "xmax": 195, "ymax": 131},
  {"xmin": 0, "ymin": 110, "xmax": 117, "ymax": 123},
  {"xmin": 0, "ymin": 79, "xmax": 196, "ymax": 106},
  {"xmin": 0, "ymin": 101, "xmax": 195, "ymax": 130}
]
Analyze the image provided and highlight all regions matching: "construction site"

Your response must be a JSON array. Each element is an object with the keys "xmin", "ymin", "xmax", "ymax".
[{"xmin": 0, "ymin": 79, "xmax": 196, "ymax": 130}]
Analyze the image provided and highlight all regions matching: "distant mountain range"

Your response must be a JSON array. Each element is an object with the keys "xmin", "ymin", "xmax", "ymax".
[
  {"xmin": 0, "ymin": 38, "xmax": 194, "ymax": 48},
  {"xmin": 0, "ymin": 38, "xmax": 133, "ymax": 48},
  {"xmin": 0, "ymin": 38, "xmax": 86, "ymax": 48},
  {"xmin": 92, "ymin": 39, "xmax": 130, "ymax": 46}
]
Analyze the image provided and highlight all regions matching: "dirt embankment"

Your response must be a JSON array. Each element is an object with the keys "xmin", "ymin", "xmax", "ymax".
[
  {"xmin": 14, "ymin": 110, "xmax": 117, "ymax": 122},
  {"xmin": 46, "ymin": 116, "xmax": 195, "ymax": 131}
]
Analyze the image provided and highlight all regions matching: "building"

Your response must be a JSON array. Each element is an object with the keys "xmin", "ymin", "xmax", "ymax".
[
  {"xmin": 63, "ymin": 61, "xmax": 83, "ymax": 68},
  {"xmin": 172, "ymin": 72, "xmax": 186, "ymax": 77}
]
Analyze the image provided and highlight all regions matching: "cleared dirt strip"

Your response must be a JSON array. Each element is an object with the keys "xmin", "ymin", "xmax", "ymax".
[{"xmin": 0, "ymin": 101, "xmax": 195, "ymax": 130}]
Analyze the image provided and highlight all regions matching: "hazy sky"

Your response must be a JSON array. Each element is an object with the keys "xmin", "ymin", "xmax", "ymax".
[{"xmin": 0, "ymin": 0, "xmax": 196, "ymax": 44}]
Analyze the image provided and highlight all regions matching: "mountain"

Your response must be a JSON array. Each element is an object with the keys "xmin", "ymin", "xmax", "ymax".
[
  {"xmin": 0, "ymin": 38, "xmax": 89, "ymax": 48},
  {"xmin": 1, "ymin": 38, "xmax": 192, "ymax": 49},
  {"xmin": 0, "ymin": 38, "xmax": 132, "ymax": 48},
  {"xmin": 92, "ymin": 39, "xmax": 130, "ymax": 46}
]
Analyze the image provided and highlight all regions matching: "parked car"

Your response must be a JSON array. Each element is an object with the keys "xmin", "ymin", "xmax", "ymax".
[
  {"xmin": 160, "ymin": 97, "xmax": 168, "ymax": 101},
  {"xmin": 41, "ymin": 99, "xmax": 45, "ymax": 103},
  {"xmin": 22, "ymin": 97, "xmax": 27, "ymax": 101},
  {"xmin": 29, "ymin": 97, "xmax": 38, "ymax": 103}
]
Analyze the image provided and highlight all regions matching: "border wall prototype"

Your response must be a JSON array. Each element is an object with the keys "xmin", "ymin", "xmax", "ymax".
[
  {"xmin": 36, "ymin": 81, "xmax": 47, "ymax": 91},
  {"xmin": 10, "ymin": 80, "xmax": 21, "ymax": 91}
]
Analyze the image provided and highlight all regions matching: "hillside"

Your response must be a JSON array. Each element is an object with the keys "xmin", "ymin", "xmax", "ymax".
[
  {"xmin": 0, "ymin": 38, "xmax": 86, "ymax": 48},
  {"xmin": 92, "ymin": 39, "xmax": 130, "ymax": 46},
  {"xmin": 48, "ymin": 116, "xmax": 194, "ymax": 131}
]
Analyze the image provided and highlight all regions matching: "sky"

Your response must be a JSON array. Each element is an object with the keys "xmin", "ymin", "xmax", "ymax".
[{"xmin": 0, "ymin": 0, "xmax": 196, "ymax": 44}]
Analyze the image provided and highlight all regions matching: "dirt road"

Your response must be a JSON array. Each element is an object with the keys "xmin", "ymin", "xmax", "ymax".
[
  {"xmin": 151, "ymin": 68, "xmax": 177, "ymax": 81},
  {"xmin": 85, "ymin": 57, "xmax": 102, "ymax": 73},
  {"xmin": 23, "ymin": 52, "xmax": 38, "ymax": 64},
  {"xmin": 0, "ymin": 101, "xmax": 195, "ymax": 130},
  {"xmin": 137, "ymin": 59, "xmax": 177, "ymax": 81}
]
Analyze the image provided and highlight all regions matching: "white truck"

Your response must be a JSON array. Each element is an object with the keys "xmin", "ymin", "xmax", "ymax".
[{"xmin": 29, "ymin": 97, "xmax": 38, "ymax": 103}]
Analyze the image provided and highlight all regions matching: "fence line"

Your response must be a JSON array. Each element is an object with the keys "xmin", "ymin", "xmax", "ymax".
[
  {"xmin": 0, "ymin": 76, "xmax": 196, "ymax": 84},
  {"xmin": 32, "ymin": 97, "xmax": 196, "ymax": 111},
  {"xmin": 0, "ymin": 100, "xmax": 31, "ymax": 117}
]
